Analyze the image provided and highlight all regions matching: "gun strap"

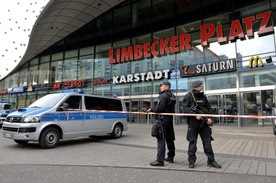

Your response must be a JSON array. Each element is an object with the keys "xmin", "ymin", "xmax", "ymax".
[
  {"xmin": 190, "ymin": 92, "xmax": 197, "ymax": 107},
  {"xmin": 190, "ymin": 92, "xmax": 208, "ymax": 112}
]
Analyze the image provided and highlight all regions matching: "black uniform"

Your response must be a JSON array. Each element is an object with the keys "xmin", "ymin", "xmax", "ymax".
[
  {"xmin": 183, "ymin": 89, "xmax": 215, "ymax": 165},
  {"xmin": 150, "ymin": 90, "xmax": 176, "ymax": 162}
]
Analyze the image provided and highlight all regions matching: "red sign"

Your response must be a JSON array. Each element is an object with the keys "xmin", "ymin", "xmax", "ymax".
[
  {"xmin": 109, "ymin": 34, "xmax": 191, "ymax": 64},
  {"xmin": 0, "ymin": 89, "xmax": 7, "ymax": 94},
  {"xmin": 53, "ymin": 80, "xmax": 85, "ymax": 89},
  {"xmin": 93, "ymin": 78, "xmax": 109, "ymax": 85},
  {"xmin": 201, "ymin": 11, "xmax": 273, "ymax": 46},
  {"xmin": 109, "ymin": 11, "xmax": 273, "ymax": 64},
  {"xmin": 53, "ymin": 82, "xmax": 61, "ymax": 89}
]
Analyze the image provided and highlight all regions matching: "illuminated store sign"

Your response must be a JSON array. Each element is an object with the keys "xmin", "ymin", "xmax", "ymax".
[
  {"xmin": 93, "ymin": 78, "xmax": 109, "ymax": 85},
  {"xmin": 249, "ymin": 56, "xmax": 263, "ymax": 68},
  {"xmin": 179, "ymin": 59, "xmax": 236, "ymax": 77},
  {"xmin": 201, "ymin": 11, "xmax": 273, "ymax": 46},
  {"xmin": 109, "ymin": 11, "xmax": 273, "ymax": 64},
  {"xmin": 113, "ymin": 69, "xmax": 170, "ymax": 84},
  {"xmin": 0, "ymin": 89, "xmax": 7, "ymax": 94},
  {"xmin": 109, "ymin": 34, "xmax": 191, "ymax": 64},
  {"xmin": 53, "ymin": 79, "xmax": 85, "ymax": 89},
  {"xmin": 11, "ymin": 86, "xmax": 25, "ymax": 93}
]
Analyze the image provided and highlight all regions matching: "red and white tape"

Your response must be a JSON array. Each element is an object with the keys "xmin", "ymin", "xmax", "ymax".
[{"xmin": 68, "ymin": 108, "xmax": 276, "ymax": 120}]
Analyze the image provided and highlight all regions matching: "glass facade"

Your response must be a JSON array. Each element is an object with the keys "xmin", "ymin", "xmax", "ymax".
[{"xmin": 0, "ymin": 0, "xmax": 276, "ymax": 126}]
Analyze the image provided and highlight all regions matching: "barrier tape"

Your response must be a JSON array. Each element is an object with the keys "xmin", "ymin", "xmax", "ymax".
[{"xmin": 67, "ymin": 108, "xmax": 276, "ymax": 120}]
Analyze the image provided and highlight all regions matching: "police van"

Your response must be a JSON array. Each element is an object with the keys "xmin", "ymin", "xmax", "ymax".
[{"xmin": 2, "ymin": 89, "xmax": 128, "ymax": 148}]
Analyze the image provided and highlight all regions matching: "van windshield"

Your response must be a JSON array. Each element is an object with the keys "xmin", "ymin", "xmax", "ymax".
[{"xmin": 29, "ymin": 94, "xmax": 67, "ymax": 108}]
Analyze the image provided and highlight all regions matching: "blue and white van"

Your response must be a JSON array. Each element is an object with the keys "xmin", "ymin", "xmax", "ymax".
[{"xmin": 2, "ymin": 90, "xmax": 128, "ymax": 148}]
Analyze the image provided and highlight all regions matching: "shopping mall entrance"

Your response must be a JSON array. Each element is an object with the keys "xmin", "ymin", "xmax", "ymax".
[
  {"xmin": 207, "ymin": 89, "xmax": 275, "ymax": 127},
  {"xmin": 125, "ymin": 88, "xmax": 275, "ymax": 126},
  {"xmin": 240, "ymin": 90, "xmax": 274, "ymax": 126},
  {"xmin": 125, "ymin": 98, "xmax": 152, "ymax": 124},
  {"xmin": 207, "ymin": 94, "xmax": 238, "ymax": 126}
]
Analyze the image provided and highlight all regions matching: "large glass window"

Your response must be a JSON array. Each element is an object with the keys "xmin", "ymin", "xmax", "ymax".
[
  {"xmin": 38, "ymin": 63, "xmax": 50, "ymax": 84},
  {"xmin": 112, "ymin": 39, "xmax": 131, "ymax": 75},
  {"xmin": 94, "ymin": 11, "xmax": 112, "ymax": 44},
  {"xmin": 4, "ymin": 73, "xmax": 18, "ymax": 88},
  {"xmin": 65, "ymin": 49, "xmax": 78, "ymax": 58},
  {"xmin": 206, "ymin": 72, "xmax": 237, "ymax": 90},
  {"xmin": 152, "ymin": 0, "xmax": 174, "ymax": 22},
  {"xmin": 78, "ymin": 55, "xmax": 93, "ymax": 79},
  {"xmin": 28, "ymin": 65, "xmax": 38, "ymax": 86},
  {"xmin": 18, "ymin": 67, "xmax": 28, "ymax": 86},
  {"xmin": 112, "ymin": 83, "xmax": 130, "ymax": 97},
  {"xmin": 80, "ymin": 46, "xmax": 94, "ymax": 56},
  {"xmin": 113, "ymin": 4, "xmax": 131, "ymax": 32},
  {"xmin": 63, "ymin": 57, "xmax": 78, "ymax": 81},
  {"xmin": 50, "ymin": 60, "xmax": 63, "ymax": 83},
  {"xmin": 94, "ymin": 52, "xmax": 109, "ymax": 78},
  {"xmin": 132, "ymin": 81, "xmax": 152, "ymax": 95},
  {"xmin": 26, "ymin": 92, "xmax": 36, "ymax": 106},
  {"xmin": 132, "ymin": 0, "xmax": 151, "ymax": 26},
  {"xmin": 239, "ymin": 67, "xmax": 276, "ymax": 88},
  {"xmin": 152, "ymin": 28, "xmax": 176, "ymax": 71},
  {"xmin": 175, "ymin": 0, "xmax": 201, "ymax": 25},
  {"xmin": 17, "ymin": 93, "xmax": 26, "ymax": 108},
  {"xmin": 237, "ymin": 34, "xmax": 275, "ymax": 60},
  {"xmin": 93, "ymin": 83, "xmax": 111, "ymax": 97},
  {"xmin": 39, "ymin": 56, "xmax": 50, "ymax": 84}
]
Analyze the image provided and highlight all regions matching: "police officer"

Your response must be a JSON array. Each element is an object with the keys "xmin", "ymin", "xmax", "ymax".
[
  {"xmin": 183, "ymin": 80, "xmax": 221, "ymax": 169},
  {"xmin": 147, "ymin": 81, "xmax": 176, "ymax": 166}
]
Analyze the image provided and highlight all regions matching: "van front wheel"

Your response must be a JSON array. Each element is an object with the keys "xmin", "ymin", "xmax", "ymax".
[
  {"xmin": 111, "ymin": 124, "xmax": 123, "ymax": 139},
  {"xmin": 39, "ymin": 127, "xmax": 60, "ymax": 149}
]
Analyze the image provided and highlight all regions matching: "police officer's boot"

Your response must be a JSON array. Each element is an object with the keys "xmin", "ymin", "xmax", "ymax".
[
  {"xmin": 207, "ymin": 161, "xmax": 222, "ymax": 168},
  {"xmin": 165, "ymin": 156, "xmax": 174, "ymax": 163}
]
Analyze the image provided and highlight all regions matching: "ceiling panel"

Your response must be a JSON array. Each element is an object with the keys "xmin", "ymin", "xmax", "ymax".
[{"xmin": 16, "ymin": 0, "xmax": 125, "ymax": 70}]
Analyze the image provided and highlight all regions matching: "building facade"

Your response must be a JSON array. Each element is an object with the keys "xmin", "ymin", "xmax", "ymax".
[{"xmin": 0, "ymin": 0, "xmax": 276, "ymax": 126}]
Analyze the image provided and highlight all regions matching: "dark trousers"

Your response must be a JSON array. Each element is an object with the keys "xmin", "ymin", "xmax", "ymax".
[
  {"xmin": 187, "ymin": 126, "xmax": 215, "ymax": 164},
  {"xmin": 156, "ymin": 123, "xmax": 175, "ymax": 162}
]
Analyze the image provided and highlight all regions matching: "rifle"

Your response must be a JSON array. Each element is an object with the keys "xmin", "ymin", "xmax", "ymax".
[{"xmin": 190, "ymin": 105, "xmax": 209, "ymax": 127}]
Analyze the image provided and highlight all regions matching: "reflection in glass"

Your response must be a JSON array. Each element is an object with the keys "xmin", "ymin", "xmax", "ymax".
[
  {"xmin": 95, "ymin": 53, "xmax": 110, "ymax": 78},
  {"xmin": 78, "ymin": 55, "xmax": 93, "ymax": 79},
  {"xmin": 206, "ymin": 73, "xmax": 236, "ymax": 90},
  {"xmin": 38, "ymin": 63, "xmax": 50, "ymax": 84},
  {"xmin": 62, "ymin": 58, "xmax": 78, "ymax": 81}
]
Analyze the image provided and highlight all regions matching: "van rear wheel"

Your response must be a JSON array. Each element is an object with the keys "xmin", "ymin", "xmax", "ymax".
[
  {"xmin": 111, "ymin": 124, "xmax": 122, "ymax": 139},
  {"xmin": 39, "ymin": 127, "xmax": 60, "ymax": 149}
]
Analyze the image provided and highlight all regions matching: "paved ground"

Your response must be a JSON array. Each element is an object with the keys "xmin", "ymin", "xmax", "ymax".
[
  {"xmin": 103, "ymin": 123, "xmax": 276, "ymax": 177},
  {"xmin": 1, "ymin": 123, "xmax": 276, "ymax": 179}
]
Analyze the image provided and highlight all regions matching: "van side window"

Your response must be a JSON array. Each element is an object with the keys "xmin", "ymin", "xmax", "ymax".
[
  {"xmin": 63, "ymin": 96, "xmax": 82, "ymax": 110},
  {"xmin": 85, "ymin": 96, "xmax": 122, "ymax": 111}
]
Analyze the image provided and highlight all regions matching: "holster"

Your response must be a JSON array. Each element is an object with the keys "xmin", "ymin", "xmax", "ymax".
[{"xmin": 151, "ymin": 120, "xmax": 162, "ymax": 138}]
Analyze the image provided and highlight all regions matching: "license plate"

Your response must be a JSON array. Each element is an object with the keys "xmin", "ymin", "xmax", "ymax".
[{"xmin": 3, "ymin": 132, "xmax": 12, "ymax": 139}]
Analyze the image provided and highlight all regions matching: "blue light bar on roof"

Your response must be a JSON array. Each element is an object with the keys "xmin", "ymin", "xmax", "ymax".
[{"xmin": 58, "ymin": 89, "xmax": 84, "ymax": 94}]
